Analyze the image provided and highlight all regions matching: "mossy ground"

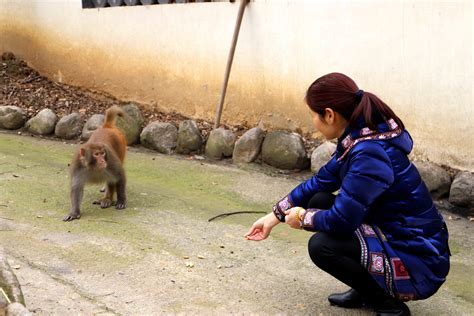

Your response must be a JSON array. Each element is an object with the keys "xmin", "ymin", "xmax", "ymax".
[{"xmin": 0, "ymin": 132, "xmax": 473, "ymax": 315}]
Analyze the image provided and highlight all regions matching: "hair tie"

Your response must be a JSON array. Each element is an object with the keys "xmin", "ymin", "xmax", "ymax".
[{"xmin": 355, "ymin": 89, "xmax": 364, "ymax": 102}]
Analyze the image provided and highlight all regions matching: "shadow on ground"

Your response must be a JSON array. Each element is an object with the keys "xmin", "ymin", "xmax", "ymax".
[{"xmin": 0, "ymin": 133, "xmax": 473, "ymax": 315}]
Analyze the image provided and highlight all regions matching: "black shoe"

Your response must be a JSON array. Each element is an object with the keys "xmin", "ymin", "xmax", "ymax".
[
  {"xmin": 375, "ymin": 298, "xmax": 411, "ymax": 316},
  {"xmin": 328, "ymin": 289, "xmax": 367, "ymax": 308}
]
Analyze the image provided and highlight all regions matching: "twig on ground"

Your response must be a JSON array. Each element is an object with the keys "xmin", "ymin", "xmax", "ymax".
[
  {"xmin": 94, "ymin": 291, "xmax": 115, "ymax": 298},
  {"xmin": 0, "ymin": 288, "xmax": 11, "ymax": 304},
  {"xmin": 208, "ymin": 211, "xmax": 266, "ymax": 222},
  {"xmin": 87, "ymin": 219, "xmax": 119, "ymax": 224},
  {"xmin": 6, "ymin": 88, "xmax": 16, "ymax": 100},
  {"xmin": 19, "ymin": 74, "xmax": 40, "ymax": 84}
]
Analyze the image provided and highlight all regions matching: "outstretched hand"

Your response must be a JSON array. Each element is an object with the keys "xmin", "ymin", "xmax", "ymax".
[{"xmin": 245, "ymin": 213, "xmax": 280, "ymax": 241}]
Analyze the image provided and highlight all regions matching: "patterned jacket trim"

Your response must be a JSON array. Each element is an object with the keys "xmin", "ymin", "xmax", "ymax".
[
  {"xmin": 272, "ymin": 195, "xmax": 293, "ymax": 222},
  {"xmin": 337, "ymin": 119, "xmax": 402, "ymax": 162}
]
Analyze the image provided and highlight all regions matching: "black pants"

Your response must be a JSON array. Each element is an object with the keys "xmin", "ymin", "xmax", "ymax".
[{"xmin": 307, "ymin": 192, "xmax": 391, "ymax": 302}]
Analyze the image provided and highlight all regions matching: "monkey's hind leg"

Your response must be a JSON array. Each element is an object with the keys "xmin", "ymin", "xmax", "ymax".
[{"xmin": 97, "ymin": 182, "xmax": 115, "ymax": 208}]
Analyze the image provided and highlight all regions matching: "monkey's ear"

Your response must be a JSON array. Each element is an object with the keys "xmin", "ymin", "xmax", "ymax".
[{"xmin": 80, "ymin": 148, "xmax": 86, "ymax": 157}]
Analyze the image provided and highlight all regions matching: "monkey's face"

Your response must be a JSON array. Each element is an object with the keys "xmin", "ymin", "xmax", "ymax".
[
  {"xmin": 92, "ymin": 148, "xmax": 107, "ymax": 170},
  {"xmin": 80, "ymin": 144, "xmax": 107, "ymax": 170}
]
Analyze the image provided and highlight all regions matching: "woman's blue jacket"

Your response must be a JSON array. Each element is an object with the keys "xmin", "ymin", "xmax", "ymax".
[{"xmin": 273, "ymin": 120, "xmax": 450, "ymax": 300}]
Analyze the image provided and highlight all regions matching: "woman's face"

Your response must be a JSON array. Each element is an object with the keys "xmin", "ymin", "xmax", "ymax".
[{"xmin": 310, "ymin": 108, "xmax": 348, "ymax": 140}]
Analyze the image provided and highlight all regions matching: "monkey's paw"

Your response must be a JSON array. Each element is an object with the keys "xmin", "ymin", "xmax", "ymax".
[
  {"xmin": 99, "ymin": 198, "xmax": 113, "ymax": 209},
  {"xmin": 63, "ymin": 213, "xmax": 81, "ymax": 222},
  {"xmin": 116, "ymin": 201, "xmax": 127, "ymax": 209}
]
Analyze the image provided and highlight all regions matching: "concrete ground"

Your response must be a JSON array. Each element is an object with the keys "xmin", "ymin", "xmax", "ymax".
[{"xmin": 0, "ymin": 132, "xmax": 473, "ymax": 315}]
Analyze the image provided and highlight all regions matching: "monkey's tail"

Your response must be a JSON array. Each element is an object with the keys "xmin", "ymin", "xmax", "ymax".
[{"xmin": 103, "ymin": 105, "xmax": 125, "ymax": 128}]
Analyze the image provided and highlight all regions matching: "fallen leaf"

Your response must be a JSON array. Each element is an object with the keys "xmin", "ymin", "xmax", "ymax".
[{"xmin": 296, "ymin": 303, "xmax": 306, "ymax": 310}]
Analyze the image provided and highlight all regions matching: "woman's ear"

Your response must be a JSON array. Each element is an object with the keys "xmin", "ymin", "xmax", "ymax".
[{"xmin": 324, "ymin": 108, "xmax": 335, "ymax": 124}]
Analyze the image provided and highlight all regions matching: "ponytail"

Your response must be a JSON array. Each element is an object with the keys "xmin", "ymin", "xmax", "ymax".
[{"xmin": 350, "ymin": 92, "xmax": 405, "ymax": 130}]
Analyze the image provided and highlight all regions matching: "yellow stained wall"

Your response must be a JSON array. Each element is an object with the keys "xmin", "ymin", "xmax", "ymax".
[{"xmin": 0, "ymin": 0, "xmax": 472, "ymax": 171}]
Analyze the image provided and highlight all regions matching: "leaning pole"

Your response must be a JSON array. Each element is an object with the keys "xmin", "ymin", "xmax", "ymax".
[{"xmin": 214, "ymin": 0, "xmax": 249, "ymax": 129}]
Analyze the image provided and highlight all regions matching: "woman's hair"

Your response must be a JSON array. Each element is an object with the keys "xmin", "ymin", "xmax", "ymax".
[{"xmin": 305, "ymin": 72, "xmax": 404, "ymax": 130}]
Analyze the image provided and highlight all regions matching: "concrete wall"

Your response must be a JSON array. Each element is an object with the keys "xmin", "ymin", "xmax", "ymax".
[{"xmin": 0, "ymin": 0, "xmax": 472, "ymax": 171}]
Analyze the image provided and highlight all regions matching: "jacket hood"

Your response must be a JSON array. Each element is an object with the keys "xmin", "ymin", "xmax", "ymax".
[{"xmin": 387, "ymin": 130, "xmax": 413, "ymax": 155}]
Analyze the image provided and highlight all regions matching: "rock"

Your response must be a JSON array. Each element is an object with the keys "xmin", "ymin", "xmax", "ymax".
[
  {"xmin": 116, "ymin": 103, "xmax": 144, "ymax": 145},
  {"xmin": 0, "ymin": 106, "xmax": 26, "ymax": 130},
  {"xmin": 261, "ymin": 131, "xmax": 309, "ymax": 170},
  {"xmin": 311, "ymin": 142, "xmax": 336, "ymax": 173},
  {"xmin": 140, "ymin": 122, "xmax": 178, "ymax": 154},
  {"xmin": 176, "ymin": 120, "xmax": 203, "ymax": 154},
  {"xmin": 54, "ymin": 113, "xmax": 83, "ymax": 139},
  {"xmin": 0, "ymin": 247, "xmax": 25, "ymax": 306},
  {"xmin": 6, "ymin": 303, "xmax": 31, "ymax": 316},
  {"xmin": 414, "ymin": 161, "xmax": 451, "ymax": 199},
  {"xmin": 81, "ymin": 114, "xmax": 104, "ymax": 141},
  {"xmin": 25, "ymin": 109, "xmax": 57, "ymax": 135},
  {"xmin": 205, "ymin": 128, "xmax": 236, "ymax": 159},
  {"xmin": 232, "ymin": 127, "xmax": 264, "ymax": 163},
  {"xmin": 449, "ymin": 171, "xmax": 474, "ymax": 209}
]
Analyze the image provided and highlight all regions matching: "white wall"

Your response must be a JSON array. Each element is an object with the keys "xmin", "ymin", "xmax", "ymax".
[{"xmin": 0, "ymin": 0, "xmax": 472, "ymax": 170}]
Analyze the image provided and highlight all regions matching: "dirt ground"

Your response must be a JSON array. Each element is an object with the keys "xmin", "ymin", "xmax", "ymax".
[{"xmin": 0, "ymin": 132, "xmax": 473, "ymax": 315}]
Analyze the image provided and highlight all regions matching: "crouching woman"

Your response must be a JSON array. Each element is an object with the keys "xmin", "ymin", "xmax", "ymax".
[{"xmin": 245, "ymin": 73, "xmax": 450, "ymax": 316}]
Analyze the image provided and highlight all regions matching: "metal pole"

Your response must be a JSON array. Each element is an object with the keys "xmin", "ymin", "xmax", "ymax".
[{"xmin": 214, "ymin": 0, "xmax": 248, "ymax": 129}]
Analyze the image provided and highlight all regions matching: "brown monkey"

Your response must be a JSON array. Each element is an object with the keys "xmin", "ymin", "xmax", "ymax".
[{"xmin": 63, "ymin": 106, "xmax": 127, "ymax": 221}]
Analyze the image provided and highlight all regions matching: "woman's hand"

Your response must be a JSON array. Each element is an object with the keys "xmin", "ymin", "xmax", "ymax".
[
  {"xmin": 284, "ymin": 207, "xmax": 304, "ymax": 230},
  {"xmin": 245, "ymin": 213, "xmax": 280, "ymax": 241}
]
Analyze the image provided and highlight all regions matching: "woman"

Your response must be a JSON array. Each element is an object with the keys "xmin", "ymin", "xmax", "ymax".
[{"xmin": 245, "ymin": 73, "xmax": 450, "ymax": 316}]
